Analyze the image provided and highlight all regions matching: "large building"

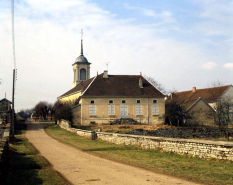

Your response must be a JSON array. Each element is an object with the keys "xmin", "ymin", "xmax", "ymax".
[{"xmin": 58, "ymin": 39, "xmax": 165, "ymax": 125}]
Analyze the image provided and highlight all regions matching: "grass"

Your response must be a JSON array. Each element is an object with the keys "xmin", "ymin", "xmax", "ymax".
[
  {"xmin": 1, "ymin": 123, "xmax": 69, "ymax": 185},
  {"xmin": 46, "ymin": 124, "xmax": 233, "ymax": 185}
]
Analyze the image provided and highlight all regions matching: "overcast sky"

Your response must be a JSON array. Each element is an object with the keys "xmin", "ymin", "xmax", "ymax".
[{"xmin": 1, "ymin": 0, "xmax": 233, "ymax": 111}]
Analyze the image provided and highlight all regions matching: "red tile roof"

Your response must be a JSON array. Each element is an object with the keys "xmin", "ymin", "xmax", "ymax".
[
  {"xmin": 58, "ymin": 73, "xmax": 165, "ymax": 98},
  {"xmin": 167, "ymin": 85, "xmax": 231, "ymax": 105}
]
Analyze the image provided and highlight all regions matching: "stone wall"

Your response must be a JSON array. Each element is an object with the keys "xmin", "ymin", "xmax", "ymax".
[
  {"xmin": 58, "ymin": 120, "xmax": 233, "ymax": 161},
  {"xmin": 128, "ymin": 127, "xmax": 225, "ymax": 139}
]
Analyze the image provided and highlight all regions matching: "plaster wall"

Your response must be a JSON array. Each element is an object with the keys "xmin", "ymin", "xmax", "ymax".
[
  {"xmin": 80, "ymin": 97, "xmax": 165, "ymax": 125},
  {"xmin": 187, "ymin": 100, "xmax": 214, "ymax": 126}
]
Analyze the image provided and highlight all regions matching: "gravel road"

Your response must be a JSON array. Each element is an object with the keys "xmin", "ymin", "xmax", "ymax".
[{"xmin": 25, "ymin": 122, "xmax": 201, "ymax": 185}]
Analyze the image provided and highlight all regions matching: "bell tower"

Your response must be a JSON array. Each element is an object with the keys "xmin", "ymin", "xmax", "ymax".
[{"xmin": 72, "ymin": 30, "xmax": 91, "ymax": 87}]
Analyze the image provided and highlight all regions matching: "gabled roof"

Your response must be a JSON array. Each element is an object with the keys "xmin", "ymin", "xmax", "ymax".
[
  {"xmin": 0, "ymin": 98, "xmax": 12, "ymax": 104},
  {"xmin": 58, "ymin": 73, "xmax": 165, "ymax": 98},
  {"xmin": 181, "ymin": 97, "xmax": 214, "ymax": 112},
  {"xmin": 167, "ymin": 85, "xmax": 232, "ymax": 104}
]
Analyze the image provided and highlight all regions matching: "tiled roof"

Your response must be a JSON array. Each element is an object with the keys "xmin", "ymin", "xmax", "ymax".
[
  {"xmin": 181, "ymin": 99, "xmax": 198, "ymax": 111},
  {"xmin": 58, "ymin": 77, "xmax": 95, "ymax": 98},
  {"xmin": 167, "ymin": 85, "xmax": 231, "ymax": 104},
  {"xmin": 82, "ymin": 73, "xmax": 164, "ymax": 97},
  {"xmin": 58, "ymin": 73, "xmax": 165, "ymax": 98}
]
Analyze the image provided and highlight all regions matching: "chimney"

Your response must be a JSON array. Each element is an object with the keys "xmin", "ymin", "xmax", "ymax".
[
  {"xmin": 192, "ymin": 87, "xmax": 196, "ymax": 92},
  {"xmin": 139, "ymin": 78, "xmax": 143, "ymax": 88},
  {"xmin": 171, "ymin": 93, "xmax": 173, "ymax": 100},
  {"xmin": 103, "ymin": 70, "xmax": 108, "ymax": 78}
]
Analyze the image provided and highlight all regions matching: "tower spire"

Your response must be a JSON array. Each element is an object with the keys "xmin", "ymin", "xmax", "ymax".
[{"xmin": 80, "ymin": 29, "xmax": 83, "ymax": 55}]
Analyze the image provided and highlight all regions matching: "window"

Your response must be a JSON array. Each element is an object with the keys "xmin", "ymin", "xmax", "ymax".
[
  {"xmin": 137, "ymin": 100, "xmax": 140, "ymax": 103},
  {"xmin": 136, "ymin": 105, "xmax": 142, "ymax": 115},
  {"xmin": 122, "ymin": 100, "xmax": 126, "ymax": 103},
  {"xmin": 153, "ymin": 100, "xmax": 157, "ymax": 103},
  {"xmin": 152, "ymin": 105, "xmax": 158, "ymax": 115},
  {"xmin": 109, "ymin": 100, "xmax": 113, "ymax": 104},
  {"xmin": 89, "ymin": 105, "xmax": 95, "ymax": 115},
  {"xmin": 121, "ymin": 105, "xmax": 127, "ymax": 118},
  {"xmin": 80, "ymin": 68, "xmax": 86, "ymax": 80},
  {"xmin": 90, "ymin": 100, "xmax": 94, "ymax": 104},
  {"xmin": 108, "ymin": 105, "xmax": 114, "ymax": 115}
]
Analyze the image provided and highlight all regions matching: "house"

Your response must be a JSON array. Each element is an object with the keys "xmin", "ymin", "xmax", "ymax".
[
  {"xmin": 58, "ymin": 38, "xmax": 165, "ymax": 125},
  {"xmin": 166, "ymin": 85, "xmax": 233, "ymax": 126},
  {"xmin": 0, "ymin": 98, "xmax": 12, "ymax": 124}
]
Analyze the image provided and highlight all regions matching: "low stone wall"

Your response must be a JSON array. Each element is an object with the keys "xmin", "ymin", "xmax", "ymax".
[
  {"xmin": 58, "ymin": 119, "xmax": 95, "ymax": 139},
  {"xmin": 58, "ymin": 119, "xmax": 71, "ymax": 129},
  {"xmin": 97, "ymin": 132, "xmax": 233, "ymax": 160},
  {"xmin": 58, "ymin": 120, "xmax": 233, "ymax": 161}
]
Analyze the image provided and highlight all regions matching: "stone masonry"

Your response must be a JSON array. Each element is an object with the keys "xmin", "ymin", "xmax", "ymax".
[{"xmin": 58, "ymin": 119, "xmax": 233, "ymax": 161}]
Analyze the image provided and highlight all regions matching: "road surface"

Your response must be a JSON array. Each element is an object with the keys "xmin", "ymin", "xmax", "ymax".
[{"xmin": 25, "ymin": 122, "xmax": 201, "ymax": 185}]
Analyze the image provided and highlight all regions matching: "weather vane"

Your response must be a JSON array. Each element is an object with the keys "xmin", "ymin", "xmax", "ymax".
[
  {"xmin": 106, "ymin": 62, "xmax": 110, "ymax": 71},
  {"xmin": 80, "ymin": 29, "xmax": 83, "ymax": 40}
]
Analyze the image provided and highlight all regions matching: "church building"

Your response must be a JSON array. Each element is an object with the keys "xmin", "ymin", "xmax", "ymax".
[{"xmin": 58, "ymin": 36, "xmax": 165, "ymax": 125}]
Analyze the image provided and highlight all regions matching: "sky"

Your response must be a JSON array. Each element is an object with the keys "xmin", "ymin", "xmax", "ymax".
[{"xmin": 0, "ymin": 0, "xmax": 233, "ymax": 111}]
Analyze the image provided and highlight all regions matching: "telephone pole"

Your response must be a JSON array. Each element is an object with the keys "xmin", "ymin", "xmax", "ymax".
[{"xmin": 11, "ymin": 69, "xmax": 15, "ymax": 137}]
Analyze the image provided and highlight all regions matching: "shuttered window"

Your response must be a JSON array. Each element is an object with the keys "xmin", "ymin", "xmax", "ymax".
[
  {"xmin": 152, "ymin": 105, "xmax": 158, "ymax": 115},
  {"xmin": 89, "ymin": 105, "xmax": 95, "ymax": 115},
  {"xmin": 108, "ymin": 105, "xmax": 114, "ymax": 115},
  {"xmin": 121, "ymin": 105, "xmax": 127, "ymax": 118},
  {"xmin": 136, "ymin": 105, "xmax": 142, "ymax": 115}
]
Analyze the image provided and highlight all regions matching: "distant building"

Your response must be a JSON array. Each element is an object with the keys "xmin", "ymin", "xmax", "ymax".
[
  {"xmin": 0, "ymin": 98, "xmax": 12, "ymax": 124},
  {"xmin": 166, "ymin": 85, "xmax": 233, "ymax": 126}
]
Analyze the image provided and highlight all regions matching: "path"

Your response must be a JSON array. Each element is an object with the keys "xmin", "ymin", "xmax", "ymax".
[{"xmin": 25, "ymin": 122, "xmax": 201, "ymax": 185}]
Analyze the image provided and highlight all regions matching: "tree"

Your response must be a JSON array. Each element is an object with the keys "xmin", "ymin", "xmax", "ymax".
[
  {"xmin": 34, "ymin": 101, "xmax": 49, "ymax": 120},
  {"xmin": 17, "ymin": 108, "xmax": 33, "ymax": 120},
  {"xmin": 53, "ymin": 101, "xmax": 73, "ymax": 123},
  {"xmin": 207, "ymin": 81, "xmax": 233, "ymax": 140},
  {"xmin": 214, "ymin": 98, "xmax": 233, "ymax": 140},
  {"xmin": 144, "ymin": 75, "xmax": 167, "ymax": 94},
  {"xmin": 165, "ymin": 99, "xmax": 184, "ymax": 126}
]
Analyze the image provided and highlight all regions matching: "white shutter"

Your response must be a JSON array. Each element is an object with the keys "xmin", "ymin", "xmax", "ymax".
[
  {"xmin": 108, "ymin": 105, "xmax": 114, "ymax": 115},
  {"xmin": 136, "ymin": 105, "xmax": 142, "ymax": 115},
  {"xmin": 121, "ymin": 105, "xmax": 127, "ymax": 118},
  {"xmin": 89, "ymin": 105, "xmax": 95, "ymax": 115},
  {"xmin": 152, "ymin": 105, "xmax": 158, "ymax": 115}
]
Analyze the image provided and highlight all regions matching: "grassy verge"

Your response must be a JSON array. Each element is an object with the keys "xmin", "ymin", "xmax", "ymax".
[
  {"xmin": 46, "ymin": 124, "xmax": 233, "ymax": 185},
  {"xmin": 2, "ymin": 123, "xmax": 69, "ymax": 185}
]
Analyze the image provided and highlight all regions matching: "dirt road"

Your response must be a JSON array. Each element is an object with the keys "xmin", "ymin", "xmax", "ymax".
[{"xmin": 25, "ymin": 122, "xmax": 200, "ymax": 185}]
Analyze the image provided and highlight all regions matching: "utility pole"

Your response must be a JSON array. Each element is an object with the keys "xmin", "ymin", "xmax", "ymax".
[{"xmin": 11, "ymin": 69, "xmax": 15, "ymax": 137}]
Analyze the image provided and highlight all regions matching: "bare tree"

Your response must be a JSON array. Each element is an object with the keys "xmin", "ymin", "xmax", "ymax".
[
  {"xmin": 214, "ymin": 98, "xmax": 233, "ymax": 140},
  {"xmin": 53, "ymin": 100, "xmax": 73, "ymax": 123},
  {"xmin": 34, "ymin": 101, "xmax": 49, "ymax": 120},
  {"xmin": 207, "ymin": 81, "xmax": 233, "ymax": 140},
  {"xmin": 144, "ymin": 75, "xmax": 167, "ymax": 94}
]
